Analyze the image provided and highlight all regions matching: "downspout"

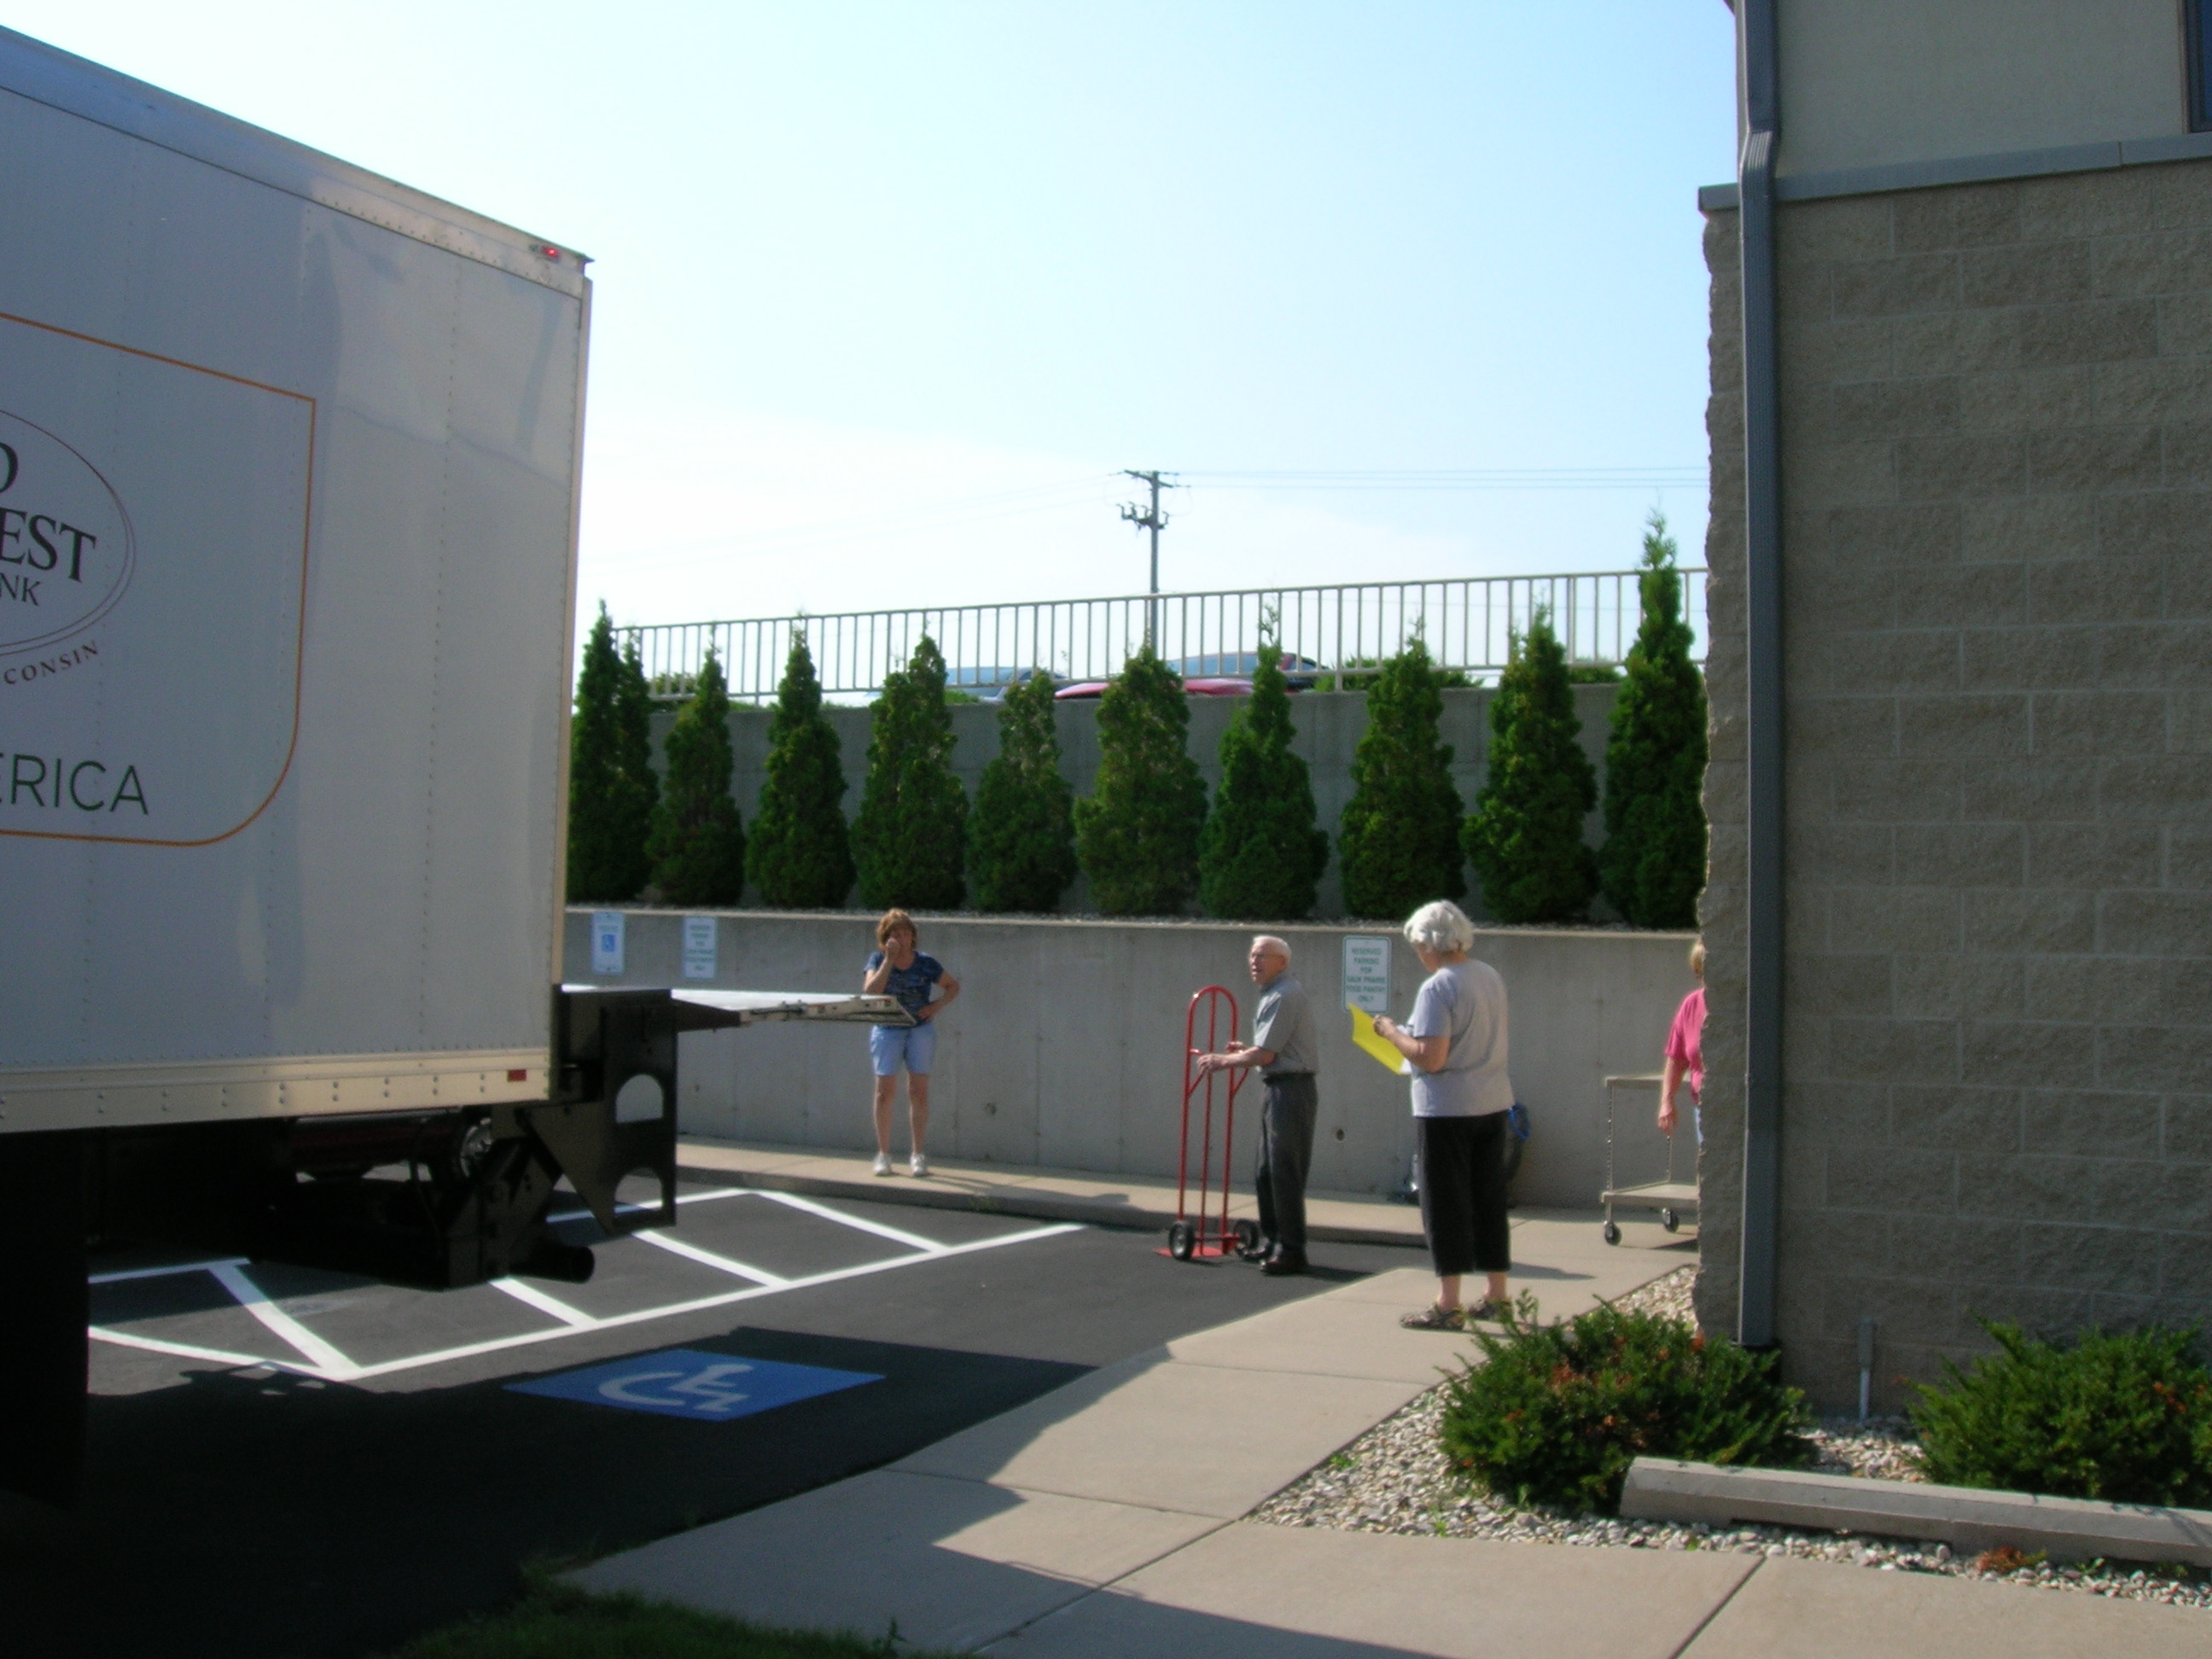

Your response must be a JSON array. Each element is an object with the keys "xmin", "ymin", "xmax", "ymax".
[{"xmin": 1736, "ymin": 0, "xmax": 1784, "ymax": 1350}]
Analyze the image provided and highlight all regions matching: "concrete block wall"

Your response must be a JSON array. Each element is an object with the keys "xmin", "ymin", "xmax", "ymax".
[
  {"xmin": 565, "ymin": 909, "xmax": 1698, "ymax": 1214},
  {"xmin": 1701, "ymin": 161, "xmax": 2212, "ymax": 1410},
  {"xmin": 657, "ymin": 684, "xmax": 1623, "ymax": 921}
]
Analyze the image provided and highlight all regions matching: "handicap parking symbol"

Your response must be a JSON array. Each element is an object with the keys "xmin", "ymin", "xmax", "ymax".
[{"xmin": 508, "ymin": 1348, "xmax": 881, "ymax": 1422}]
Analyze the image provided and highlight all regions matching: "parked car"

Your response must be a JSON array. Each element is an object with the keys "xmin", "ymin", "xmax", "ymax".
[
  {"xmin": 1168, "ymin": 651, "xmax": 1324, "ymax": 689},
  {"xmin": 1054, "ymin": 652, "xmax": 1323, "ymax": 700}
]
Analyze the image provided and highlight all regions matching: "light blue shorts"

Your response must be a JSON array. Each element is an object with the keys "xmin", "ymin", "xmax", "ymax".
[{"xmin": 870, "ymin": 1018, "xmax": 936, "ymax": 1077}]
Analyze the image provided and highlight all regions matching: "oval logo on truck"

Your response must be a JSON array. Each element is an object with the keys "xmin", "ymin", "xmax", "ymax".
[{"xmin": 0, "ymin": 408, "xmax": 136, "ymax": 656}]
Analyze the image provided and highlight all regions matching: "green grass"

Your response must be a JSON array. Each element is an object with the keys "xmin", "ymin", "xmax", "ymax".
[{"xmin": 378, "ymin": 1581, "xmax": 965, "ymax": 1659}]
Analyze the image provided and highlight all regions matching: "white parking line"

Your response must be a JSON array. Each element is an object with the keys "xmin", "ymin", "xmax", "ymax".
[
  {"xmin": 90, "ymin": 1221, "xmax": 1082, "ymax": 1383},
  {"xmin": 84, "ymin": 1326, "xmax": 271, "ymax": 1368},
  {"xmin": 208, "ymin": 1263, "xmax": 362, "ymax": 1380},
  {"xmin": 490, "ymin": 1278, "xmax": 597, "ymax": 1327},
  {"xmin": 89, "ymin": 1257, "xmax": 249, "ymax": 1285},
  {"xmin": 545, "ymin": 1187, "xmax": 748, "ymax": 1225},
  {"xmin": 632, "ymin": 1228, "xmax": 789, "ymax": 1286},
  {"xmin": 750, "ymin": 1189, "xmax": 947, "ymax": 1252}
]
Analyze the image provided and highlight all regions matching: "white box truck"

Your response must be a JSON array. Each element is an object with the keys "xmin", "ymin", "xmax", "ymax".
[{"xmin": 0, "ymin": 28, "xmax": 897, "ymax": 1504}]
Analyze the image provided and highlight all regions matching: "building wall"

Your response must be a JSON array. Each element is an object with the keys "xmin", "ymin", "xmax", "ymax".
[
  {"xmin": 564, "ymin": 909, "xmax": 1699, "ymax": 1212},
  {"xmin": 1771, "ymin": 1, "xmax": 2186, "ymax": 179},
  {"xmin": 656, "ymin": 684, "xmax": 1626, "ymax": 922},
  {"xmin": 1702, "ymin": 159, "xmax": 2212, "ymax": 1409}
]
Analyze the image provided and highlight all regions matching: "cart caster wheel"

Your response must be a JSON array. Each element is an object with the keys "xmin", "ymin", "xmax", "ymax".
[
  {"xmin": 1232, "ymin": 1220, "xmax": 1263, "ymax": 1259},
  {"xmin": 1602, "ymin": 1220, "xmax": 1621, "ymax": 1246},
  {"xmin": 1167, "ymin": 1221, "xmax": 1196, "ymax": 1261},
  {"xmin": 1660, "ymin": 1208, "xmax": 1680, "ymax": 1233}
]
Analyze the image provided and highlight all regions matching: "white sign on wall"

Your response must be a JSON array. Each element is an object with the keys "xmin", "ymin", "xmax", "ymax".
[
  {"xmin": 1342, "ymin": 934, "xmax": 1392, "ymax": 1016},
  {"xmin": 0, "ymin": 311, "xmax": 312, "ymax": 847},
  {"xmin": 682, "ymin": 915, "xmax": 718, "ymax": 981},
  {"xmin": 591, "ymin": 911, "xmax": 626, "ymax": 976}
]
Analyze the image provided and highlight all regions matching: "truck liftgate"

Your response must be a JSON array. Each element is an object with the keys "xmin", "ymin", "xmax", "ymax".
[{"xmin": 0, "ymin": 989, "xmax": 908, "ymax": 1506}]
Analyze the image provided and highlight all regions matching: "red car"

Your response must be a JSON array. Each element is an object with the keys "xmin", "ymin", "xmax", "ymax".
[{"xmin": 1056, "ymin": 675, "xmax": 1256, "ymax": 700}]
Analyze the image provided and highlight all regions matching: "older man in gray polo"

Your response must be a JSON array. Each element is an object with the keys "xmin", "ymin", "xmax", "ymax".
[{"xmin": 1192, "ymin": 934, "xmax": 1320, "ymax": 1276}]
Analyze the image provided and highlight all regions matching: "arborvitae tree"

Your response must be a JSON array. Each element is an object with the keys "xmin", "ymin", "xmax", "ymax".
[
  {"xmin": 745, "ymin": 632, "xmax": 855, "ymax": 907},
  {"xmin": 1073, "ymin": 646, "xmax": 1208, "ymax": 915},
  {"xmin": 1198, "ymin": 637, "xmax": 1329, "ymax": 920},
  {"xmin": 1464, "ymin": 609, "xmax": 1599, "ymax": 923},
  {"xmin": 853, "ymin": 635, "xmax": 969, "ymax": 910},
  {"xmin": 646, "ymin": 649, "xmax": 747, "ymax": 904},
  {"xmin": 970, "ymin": 670, "xmax": 1078, "ymax": 912},
  {"xmin": 566, "ymin": 605, "xmax": 656, "ymax": 902},
  {"xmin": 1601, "ymin": 511, "xmax": 1709, "ymax": 928},
  {"xmin": 1337, "ymin": 637, "xmax": 1466, "ymax": 919}
]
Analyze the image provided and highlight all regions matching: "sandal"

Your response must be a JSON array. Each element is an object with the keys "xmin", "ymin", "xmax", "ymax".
[
  {"xmin": 1462, "ymin": 1299, "xmax": 1511, "ymax": 1324},
  {"xmin": 1399, "ymin": 1303, "xmax": 1464, "ymax": 1331}
]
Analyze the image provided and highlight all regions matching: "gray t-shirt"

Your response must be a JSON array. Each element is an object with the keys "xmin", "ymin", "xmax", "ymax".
[
  {"xmin": 1251, "ymin": 974, "xmax": 1318, "ymax": 1076},
  {"xmin": 1406, "ymin": 958, "xmax": 1512, "ymax": 1118}
]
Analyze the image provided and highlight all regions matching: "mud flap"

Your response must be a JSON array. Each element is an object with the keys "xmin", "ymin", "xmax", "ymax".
[{"xmin": 0, "ymin": 1131, "xmax": 87, "ymax": 1506}]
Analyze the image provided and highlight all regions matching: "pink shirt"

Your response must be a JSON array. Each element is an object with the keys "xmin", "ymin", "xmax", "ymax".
[{"xmin": 1665, "ymin": 987, "xmax": 1706, "ymax": 1100}]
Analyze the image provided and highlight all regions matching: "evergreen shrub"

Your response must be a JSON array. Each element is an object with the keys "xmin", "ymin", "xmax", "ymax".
[
  {"xmin": 745, "ymin": 632, "xmax": 855, "ymax": 908},
  {"xmin": 970, "ymin": 670, "xmax": 1078, "ymax": 912},
  {"xmin": 646, "ymin": 649, "xmax": 746, "ymax": 905},
  {"xmin": 853, "ymin": 636, "xmax": 969, "ymax": 910},
  {"xmin": 566, "ymin": 606, "xmax": 657, "ymax": 903},
  {"xmin": 1440, "ymin": 1298, "xmax": 1813, "ymax": 1513},
  {"xmin": 1199, "ymin": 638, "xmax": 1328, "ymax": 920},
  {"xmin": 1336, "ymin": 638, "xmax": 1465, "ymax": 920},
  {"xmin": 1910, "ymin": 1320, "xmax": 2212, "ymax": 1505},
  {"xmin": 1072, "ymin": 647, "xmax": 1207, "ymax": 915},
  {"xmin": 1464, "ymin": 610, "xmax": 1598, "ymax": 923},
  {"xmin": 1600, "ymin": 511, "xmax": 1709, "ymax": 928}
]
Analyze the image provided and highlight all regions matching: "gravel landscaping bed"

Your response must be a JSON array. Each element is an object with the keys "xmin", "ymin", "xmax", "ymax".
[{"xmin": 1249, "ymin": 1266, "xmax": 2212, "ymax": 1611}]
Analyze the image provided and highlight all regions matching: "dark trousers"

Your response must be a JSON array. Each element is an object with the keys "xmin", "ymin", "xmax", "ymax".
[
  {"xmin": 1255, "ymin": 1074, "xmax": 1318, "ymax": 1254},
  {"xmin": 1417, "ymin": 1113, "xmax": 1512, "ymax": 1278}
]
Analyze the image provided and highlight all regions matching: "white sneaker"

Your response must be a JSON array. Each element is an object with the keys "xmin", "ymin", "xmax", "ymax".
[
  {"xmin": 872, "ymin": 1152, "xmax": 893, "ymax": 1177},
  {"xmin": 910, "ymin": 1154, "xmax": 929, "ymax": 1178}
]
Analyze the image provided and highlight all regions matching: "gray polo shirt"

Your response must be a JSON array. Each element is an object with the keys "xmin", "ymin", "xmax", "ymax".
[{"xmin": 1252, "ymin": 973, "xmax": 1318, "ymax": 1076}]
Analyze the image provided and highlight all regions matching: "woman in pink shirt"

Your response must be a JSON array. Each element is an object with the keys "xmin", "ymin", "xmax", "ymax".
[{"xmin": 1658, "ymin": 940, "xmax": 1704, "ymax": 1142}]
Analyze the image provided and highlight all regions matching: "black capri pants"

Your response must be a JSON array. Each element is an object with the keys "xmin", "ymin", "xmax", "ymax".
[{"xmin": 1417, "ymin": 1113, "xmax": 1512, "ymax": 1278}]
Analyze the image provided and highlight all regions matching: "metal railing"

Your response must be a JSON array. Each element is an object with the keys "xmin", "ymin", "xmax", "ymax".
[{"xmin": 624, "ymin": 568, "xmax": 1708, "ymax": 702}]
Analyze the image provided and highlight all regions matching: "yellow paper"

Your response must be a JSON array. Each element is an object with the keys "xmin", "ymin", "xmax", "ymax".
[{"xmin": 1349, "ymin": 1004, "xmax": 1409, "ymax": 1074}]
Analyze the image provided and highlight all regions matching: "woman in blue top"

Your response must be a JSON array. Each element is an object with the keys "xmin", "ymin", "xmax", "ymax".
[
  {"xmin": 1371, "ymin": 899, "xmax": 1513, "ymax": 1331},
  {"xmin": 862, "ymin": 909, "xmax": 960, "ymax": 1177}
]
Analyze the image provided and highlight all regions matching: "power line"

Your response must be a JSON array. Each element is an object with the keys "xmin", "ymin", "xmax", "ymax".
[{"xmin": 1181, "ymin": 467, "xmax": 1704, "ymax": 491}]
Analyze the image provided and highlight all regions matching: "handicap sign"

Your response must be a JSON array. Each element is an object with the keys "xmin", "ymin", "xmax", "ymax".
[{"xmin": 508, "ymin": 1347, "xmax": 881, "ymax": 1422}]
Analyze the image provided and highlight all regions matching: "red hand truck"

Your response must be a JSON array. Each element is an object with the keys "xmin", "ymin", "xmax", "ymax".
[{"xmin": 1166, "ymin": 985, "xmax": 1265, "ymax": 1262}]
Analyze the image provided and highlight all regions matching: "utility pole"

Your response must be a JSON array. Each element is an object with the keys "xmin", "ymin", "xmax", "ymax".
[{"xmin": 1119, "ymin": 469, "xmax": 1178, "ymax": 648}]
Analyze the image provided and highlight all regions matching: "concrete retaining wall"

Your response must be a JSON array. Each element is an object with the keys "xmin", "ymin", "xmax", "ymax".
[
  {"xmin": 655, "ymin": 684, "xmax": 1622, "ymax": 921},
  {"xmin": 564, "ymin": 909, "xmax": 1698, "ymax": 1210}
]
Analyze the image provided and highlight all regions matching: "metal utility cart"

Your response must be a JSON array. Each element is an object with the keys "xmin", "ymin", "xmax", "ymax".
[
  {"xmin": 1598, "ymin": 1073, "xmax": 1700, "ymax": 1245},
  {"xmin": 1165, "ymin": 985, "xmax": 1265, "ymax": 1262}
]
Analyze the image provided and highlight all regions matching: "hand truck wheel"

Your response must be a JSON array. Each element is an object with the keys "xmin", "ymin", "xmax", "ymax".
[
  {"xmin": 1660, "ymin": 1208, "xmax": 1679, "ymax": 1233},
  {"xmin": 1167, "ymin": 1220, "xmax": 1196, "ymax": 1261},
  {"xmin": 1602, "ymin": 1220, "xmax": 1621, "ymax": 1246},
  {"xmin": 1232, "ymin": 1220, "xmax": 1263, "ymax": 1259}
]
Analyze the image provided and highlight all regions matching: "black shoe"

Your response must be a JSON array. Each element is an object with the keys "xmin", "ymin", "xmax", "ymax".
[{"xmin": 1260, "ymin": 1249, "xmax": 1308, "ymax": 1277}]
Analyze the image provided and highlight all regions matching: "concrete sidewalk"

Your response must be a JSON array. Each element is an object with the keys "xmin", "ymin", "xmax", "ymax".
[
  {"xmin": 675, "ymin": 1134, "xmax": 1687, "ymax": 1252},
  {"xmin": 577, "ymin": 1206, "xmax": 2197, "ymax": 1654}
]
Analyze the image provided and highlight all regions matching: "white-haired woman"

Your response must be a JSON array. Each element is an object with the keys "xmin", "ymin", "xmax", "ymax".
[{"xmin": 1371, "ymin": 899, "xmax": 1513, "ymax": 1330}]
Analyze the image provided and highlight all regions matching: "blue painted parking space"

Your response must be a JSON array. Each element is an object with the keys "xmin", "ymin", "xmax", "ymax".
[{"xmin": 509, "ymin": 1347, "xmax": 880, "ymax": 1422}]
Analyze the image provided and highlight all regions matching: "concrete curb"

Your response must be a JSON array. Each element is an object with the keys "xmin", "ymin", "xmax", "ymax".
[
  {"xmin": 1620, "ymin": 1458, "xmax": 2212, "ymax": 1567},
  {"xmin": 672, "ymin": 1153, "xmax": 1429, "ymax": 1248}
]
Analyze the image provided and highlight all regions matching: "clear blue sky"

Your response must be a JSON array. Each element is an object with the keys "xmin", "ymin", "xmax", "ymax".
[{"xmin": 5, "ymin": 3, "xmax": 1738, "ymax": 626}]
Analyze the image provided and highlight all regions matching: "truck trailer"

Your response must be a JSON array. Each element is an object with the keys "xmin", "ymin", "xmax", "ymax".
[{"xmin": 0, "ymin": 27, "xmax": 894, "ymax": 1505}]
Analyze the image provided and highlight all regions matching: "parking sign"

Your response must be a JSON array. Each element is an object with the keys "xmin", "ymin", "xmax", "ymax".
[{"xmin": 591, "ymin": 911, "xmax": 626, "ymax": 976}]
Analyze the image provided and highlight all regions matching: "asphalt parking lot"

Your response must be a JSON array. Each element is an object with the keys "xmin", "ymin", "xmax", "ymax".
[{"xmin": 2, "ymin": 1177, "xmax": 1421, "ymax": 1659}]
